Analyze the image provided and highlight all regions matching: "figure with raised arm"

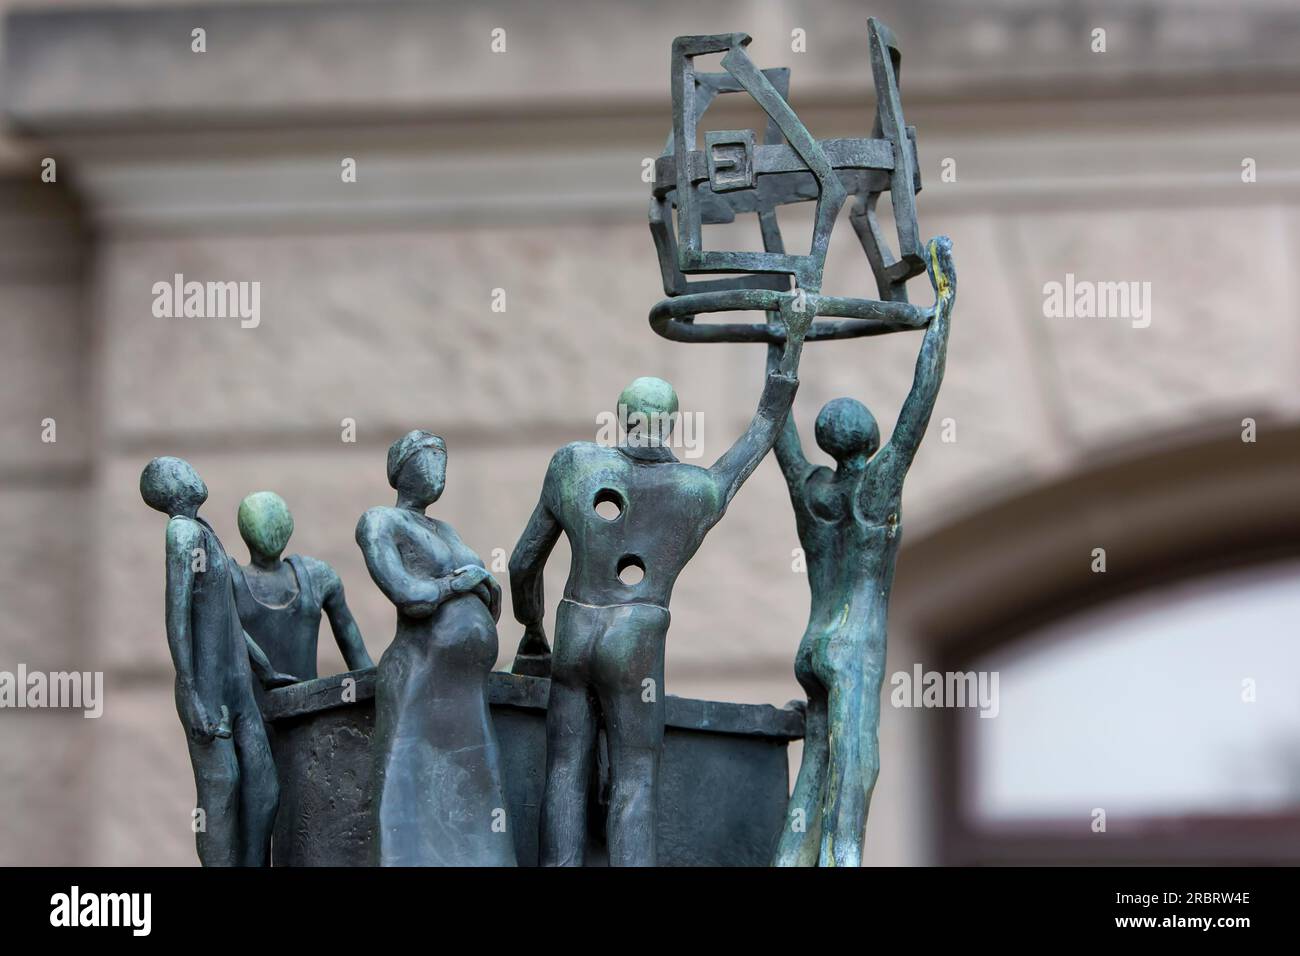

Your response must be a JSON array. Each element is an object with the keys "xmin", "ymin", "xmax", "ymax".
[
  {"xmin": 357, "ymin": 431, "xmax": 515, "ymax": 867},
  {"xmin": 507, "ymin": 302, "xmax": 812, "ymax": 867},
  {"xmin": 140, "ymin": 456, "xmax": 296, "ymax": 866},
  {"xmin": 771, "ymin": 236, "xmax": 955, "ymax": 867},
  {"xmin": 232, "ymin": 491, "xmax": 373, "ymax": 681}
]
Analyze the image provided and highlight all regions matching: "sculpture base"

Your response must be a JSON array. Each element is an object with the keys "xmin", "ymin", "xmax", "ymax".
[{"xmin": 260, "ymin": 669, "xmax": 804, "ymax": 866}]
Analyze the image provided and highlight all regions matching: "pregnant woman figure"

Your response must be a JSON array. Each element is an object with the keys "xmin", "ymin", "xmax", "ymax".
[{"xmin": 357, "ymin": 430, "xmax": 516, "ymax": 867}]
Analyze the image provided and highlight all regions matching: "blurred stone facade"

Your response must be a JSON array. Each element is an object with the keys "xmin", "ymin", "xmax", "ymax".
[{"xmin": 2, "ymin": 0, "xmax": 1299, "ymax": 865}]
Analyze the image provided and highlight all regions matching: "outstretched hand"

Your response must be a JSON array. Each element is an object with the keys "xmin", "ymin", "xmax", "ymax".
[
  {"xmin": 926, "ymin": 235, "xmax": 956, "ymax": 312},
  {"xmin": 875, "ymin": 235, "xmax": 956, "ymax": 482},
  {"xmin": 774, "ymin": 293, "xmax": 814, "ymax": 377}
]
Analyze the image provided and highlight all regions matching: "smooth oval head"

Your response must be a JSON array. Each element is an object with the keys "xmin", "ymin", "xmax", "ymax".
[
  {"xmin": 387, "ymin": 429, "xmax": 448, "ymax": 507},
  {"xmin": 618, "ymin": 376, "xmax": 679, "ymax": 447},
  {"xmin": 238, "ymin": 491, "xmax": 294, "ymax": 561},
  {"xmin": 140, "ymin": 456, "xmax": 208, "ymax": 517},
  {"xmin": 815, "ymin": 397, "xmax": 880, "ymax": 466}
]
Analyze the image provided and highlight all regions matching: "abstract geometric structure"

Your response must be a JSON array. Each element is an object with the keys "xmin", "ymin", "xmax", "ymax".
[{"xmin": 648, "ymin": 19, "xmax": 933, "ymax": 342}]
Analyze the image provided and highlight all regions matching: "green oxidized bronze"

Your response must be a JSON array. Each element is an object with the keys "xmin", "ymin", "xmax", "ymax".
[
  {"xmin": 139, "ymin": 18, "xmax": 952, "ymax": 869},
  {"xmin": 772, "ymin": 237, "xmax": 955, "ymax": 866},
  {"xmin": 507, "ymin": 314, "xmax": 811, "ymax": 866},
  {"xmin": 646, "ymin": 23, "xmax": 957, "ymax": 866},
  {"xmin": 233, "ymin": 490, "xmax": 374, "ymax": 681},
  {"xmin": 139, "ymin": 457, "xmax": 294, "ymax": 866},
  {"xmin": 358, "ymin": 431, "xmax": 516, "ymax": 867}
]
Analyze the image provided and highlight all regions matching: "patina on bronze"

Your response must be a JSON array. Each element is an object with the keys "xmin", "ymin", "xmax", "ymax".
[
  {"xmin": 645, "ymin": 22, "xmax": 954, "ymax": 867},
  {"xmin": 139, "ymin": 20, "xmax": 949, "ymax": 870},
  {"xmin": 648, "ymin": 20, "xmax": 930, "ymax": 345},
  {"xmin": 233, "ymin": 490, "xmax": 374, "ymax": 681},
  {"xmin": 507, "ymin": 307, "xmax": 812, "ymax": 866},
  {"xmin": 357, "ymin": 431, "xmax": 516, "ymax": 867},
  {"xmin": 140, "ymin": 456, "xmax": 295, "ymax": 867},
  {"xmin": 771, "ymin": 237, "xmax": 955, "ymax": 867},
  {"xmin": 262, "ymin": 669, "xmax": 803, "ymax": 867}
]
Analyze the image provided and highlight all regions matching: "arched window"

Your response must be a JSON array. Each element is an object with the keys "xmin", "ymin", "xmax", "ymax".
[
  {"xmin": 891, "ymin": 425, "xmax": 1300, "ymax": 864},
  {"xmin": 960, "ymin": 559, "xmax": 1300, "ymax": 863}
]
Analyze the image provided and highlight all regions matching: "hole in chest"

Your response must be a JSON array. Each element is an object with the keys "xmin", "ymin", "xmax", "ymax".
[
  {"xmin": 594, "ymin": 487, "xmax": 625, "ymax": 521},
  {"xmin": 617, "ymin": 554, "xmax": 646, "ymax": 586}
]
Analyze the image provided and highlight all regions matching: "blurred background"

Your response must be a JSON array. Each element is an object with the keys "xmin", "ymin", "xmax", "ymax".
[{"xmin": 1, "ymin": 0, "xmax": 1298, "ymax": 865}]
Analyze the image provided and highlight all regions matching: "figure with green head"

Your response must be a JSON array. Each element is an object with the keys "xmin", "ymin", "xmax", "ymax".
[
  {"xmin": 139, "ymin": 455, "xmax": 296, "ymax": 866},
  {"xmin": 232, "ymin": 490, "xmax": 373, "ymax": 681},
  {"xmin": 507, "ymin": 301, "xmax": 812, "ymax": 866}
]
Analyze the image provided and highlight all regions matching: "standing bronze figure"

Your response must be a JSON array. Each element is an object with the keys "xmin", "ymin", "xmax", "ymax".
[
  {"xmin": 137, "ymin": 20, "xmax": 953, "ymax": 870},
  {"xmin": 357, "ymin": 431, "xmax": 516, "ymax": 866},
  {"xmin": 772, "ymin": 237, "xmax": 955, "ymax": 867},
  {"xmin": 644, "ymin": 24, "xmax": 946, "ymax": 866},
  {"xmin": 140, "ymin": 456, "xmax": 294, "ymax": 866},
  {"xmin": 232, "ymin": 490, "xmax": 373, "ymax": 681},
  {"xmin": 507, "ymin": 305, "xmax": 811, "ymax": 866}
]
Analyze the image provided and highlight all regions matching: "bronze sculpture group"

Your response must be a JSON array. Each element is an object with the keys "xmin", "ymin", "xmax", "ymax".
[{"xmin": 141, "ymin": 21, "xmax": 955, "ymax": 867}]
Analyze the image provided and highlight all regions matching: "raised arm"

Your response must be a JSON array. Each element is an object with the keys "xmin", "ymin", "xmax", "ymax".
[
  {"xmin": 709, "ymin": 302, "xmax": 812, "ymax": 505},
  {"xmin": 874, "ymin": 236, "xmax": 955, "ymax": 485},
  {"xmin": 765, "ymin": 343, "xmax": 816, "ymax": 493},
  {"xmin": 310, "ymin": 559, "xmax": 375, "ymax": 671}
]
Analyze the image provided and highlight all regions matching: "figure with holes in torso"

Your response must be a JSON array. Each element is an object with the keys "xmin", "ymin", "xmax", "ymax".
[{"xmin": 507, "ymin": 307, "xmax": 811, "ymax": 866}]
